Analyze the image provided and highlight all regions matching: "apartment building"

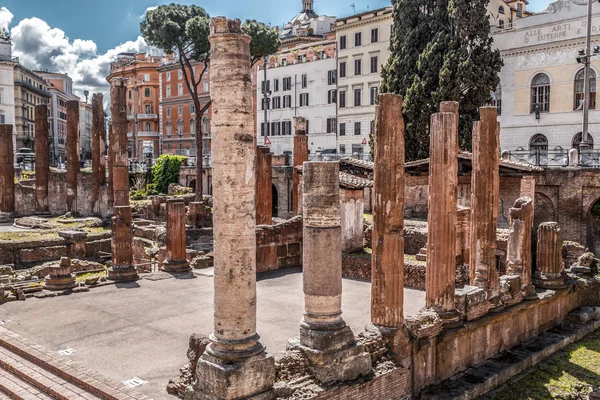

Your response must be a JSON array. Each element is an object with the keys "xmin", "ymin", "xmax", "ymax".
[
  {"xmin": 0, "ymin": 34, "xmax": 17, "ymax": 154},
  {"xmin": 13, "ymin": 65, "xmax": 50, "ymax": 150},
  {"xmin": 79, "ymin": 101, "xmax": 92, "ymax": 161}
]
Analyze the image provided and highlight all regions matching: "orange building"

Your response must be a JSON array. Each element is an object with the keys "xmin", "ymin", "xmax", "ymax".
[
  {"xmin": 158, "ymin": 61, "xmax": 212, "ymax": 160},
  {"xmin": 107, "ymin": 52, "xmax": 173, "ymax": 160}
]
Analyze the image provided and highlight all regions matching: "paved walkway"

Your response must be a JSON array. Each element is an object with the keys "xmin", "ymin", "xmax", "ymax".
[{"xmin": 0, "ymin": 268, "xmax": 425, "ymax": 399}]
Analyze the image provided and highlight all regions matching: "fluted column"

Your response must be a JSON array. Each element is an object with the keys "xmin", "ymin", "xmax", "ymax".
[
  {"xmin": 92, "ymin": 94, "xmax": 104, "ymax": 211},
  {"xmin": 425, "ymin": 109, "xmax": 460, "ymax": 324},
  {"xmin": 108, "ymin": 205, "xmax": 138, "ymax": 282},
  {"xmin": 66, "ymin": 100, "xmax": 80, "ymax": 213},
  {"xmin": 256, "ymin": 145, "xmax": 273, "ymax": 225},
  {"xmin": 107, "ymin": 123, "xmax": 114, "ymax": 207},
  {"xmin": 35, "ymin": 105, "xmax": 50, "ymax": 214},
  {"xmin": 470, "ymin": 106, "xmax": 502, "ymax": 311},
  {"xmin": 455, "ymin": 207, "xmax": 471, "ymax": 266},
  {"xmin": 0, "ymin": 125, "xmax": 15, "ymax": 214},
  {"xmin": 110, "ymin": 82, "xmax": 129, "ymax": 207},
  {"xmin": 163, "ymin": 199, "xmax": 190, "ymax": 273},
  {"xmin": 506, "ymin": 197, "xmax": 537, "ymax": 299},
  {"xmin": 293, "ymin": 117, "xmax": 308, "ymax": 216},
  {"xmin": 195, "ymin": 17, "xmax": 274, "ymax": 400},
  {"xmin": 533, "ymin": 222, "xmax": 565, "ymax": 289}
]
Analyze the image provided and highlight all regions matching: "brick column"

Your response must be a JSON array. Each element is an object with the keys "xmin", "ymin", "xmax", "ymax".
[
  {"xmin": 0, "ymin": 125, "xmax": 14, "ymax": 214},
  {"xmin": 506, "ymin": 197, "xmax": 537, "ymax": 299},
  {"xmin": 425, "ymin": 109, "xmax": 460, "ymax": 325},
  {"xmin": 520, "ymin": 175, "xmax": 535, "ymax": 208},
  {"xmin": 195, "ymin": 17, "xmax": 274, "ymax": 399},
  {"xmin": 110, "ymin": 82, "xmax": 130, "ymax": 207},
  {"xmin": 92, "ymin": 94, "xmax": 104, "ymax": 210},
  {"xmin": 108, "ymin": 205, "xmax": 138, "ymax": 282},
  {"xmin": 470, "ymin": 106, "xmax": 502, "ymax": 311},
  {"xmin": 371, "ymin": 94, "xmax": 405, "ymax": 328},
  {"xmin": 294, "ymin": 161, "xmax": 370, "ymax": 383},
  {"xmin": 107, "ymin": 123, "xmax": 114, "ymax": 207},
  {"xmin": 34, "ymin": 105, "xmax": 50, "ymax": 214},
  {"xmin": 66, "ymin": 100, "xmax": 80, "ymax": 213},
  {"xmin": 293, "ymin": 117, "xmax": 308, "ymax": 216},
  {"xmin": 533, "ymin": 222, "xmax": 565, "ymax": 289},
  {"xmin": 163, "ymin": 199, "xmax": 190, "ymax": 273},
  {"xmin": 455, "ymin": 207, "xmax": 471, "ymax": 266},
  {"xmin": 256, "ymin": 145, "xmax": 273, "ymax": 225}
]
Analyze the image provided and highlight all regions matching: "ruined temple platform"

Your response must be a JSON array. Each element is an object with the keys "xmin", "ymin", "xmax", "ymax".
[{"xmin": 0, "ymin": 267, "xmax": 426, "ymax": 399}]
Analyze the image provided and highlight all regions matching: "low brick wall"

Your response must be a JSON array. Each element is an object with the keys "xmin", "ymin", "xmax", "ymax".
[
  {"xmin": 256, "ymin": 216, "xmax": 303, "ymax": 273},
  {"xmin": 312, "ymin": 368, "xmax": 409, "ymax": 400}
]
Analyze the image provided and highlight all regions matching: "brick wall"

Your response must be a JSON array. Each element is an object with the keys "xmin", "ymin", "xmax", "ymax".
[
  {"xmin": 256, "ymin": 216, "xmax": 302, "ymax": 273},
  {"xmin": 311, "ymin": 368, "xmax": 409, "ymax": 400}
]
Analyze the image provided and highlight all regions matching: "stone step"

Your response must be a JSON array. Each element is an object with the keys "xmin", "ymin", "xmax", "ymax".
[
  {"xmin": 0, "ymin": 367, "xmax": 54, "ymax": 400},
  {"xmin": 415, "ymin": 254, "xmax": 427, "ymax": 262}
]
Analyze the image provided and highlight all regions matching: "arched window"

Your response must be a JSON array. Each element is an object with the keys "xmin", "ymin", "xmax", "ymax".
[
  {"xmin": 165, "ymin": 121, "xmax": 172, "ymax": 137},
  {"xmin": 177, "ymin": 119, "xmax": 183, "ymax": 136},
  {"xmin": 530, "ymin": 134, "xmax": 548, "ymax": 153},
  {"xmin": 574, "ymin": 68, "xmax": 596, "ymax": 110},
  {"xmin": 190, "ymin": 119, "xmax": 196, "ymax": 136},
  {"xmin": 499, "ymin": 5, "xmax": 505, "ymax": 14},
  {"xmin": 531, "ymin": 73, "xmax": 551, "ymax": 113},
  {"xmin": 572, "ymin": 132, "xmax": 595, "ymax": 150}
]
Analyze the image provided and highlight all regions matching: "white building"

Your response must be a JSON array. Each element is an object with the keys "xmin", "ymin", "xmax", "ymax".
[
  {"xmin": 277, "ymin": 0, "xmax": 336, "ymax": 42},
  {"xmin": 494, "ymin": 0, "xmax": 600, "ymax": 165},
  {"xmin": 335, "ymin": 7, "xmax": 393, "ymax": 157},
  {"xmin": 79, "ymin": 101, "xmax": 92, "ymax": 161},
  {"xmin": 0, "ymin": 34, "xmax": 17, "ymax": 155},
  {"xmin": 256, "ymin": 39, "xmax": 338, "ymax": 156}
]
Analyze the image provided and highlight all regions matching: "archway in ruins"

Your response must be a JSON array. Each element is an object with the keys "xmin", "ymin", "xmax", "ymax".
[
  {"xmin": 189, "ymin": 179, "xmax": 196, "ymax": 192},
  {"xmin": 272, "ymin": 184, "xmax": 279, "ymax": 217},
  {"xmin": 534, "ymin": 192, "xmax": 557, "ymax": 231},
  {"xmin": 587, "ymin": 198, "xmax": 600, "ymax": 255}
]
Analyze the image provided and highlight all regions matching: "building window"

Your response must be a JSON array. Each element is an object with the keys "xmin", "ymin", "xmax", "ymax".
[
  {"xmin": 283, "ymin": 121, "xmax": 292, "ymax": 135},
  {"xmin": 355, "ymin": 32, "xmax": 362, "ymax": 47},
  {"xmin": 145, "ymin": 88, "xmax": 151, "ymax": 97},
  {"xmin": 352, "ymin": 144, "xmax": 364, "ymax": 154},
  {"xmin": 354, "ymin": 59, "xmax": 362, "ymax": 76},
  {"xmin": 143, "ymin": 73, "xmax": 150, "ymax": 82},
  {"xmin": 572, "ymin": 132, "xmax": 595, "ymax": 150},
  {"xmin": 370, "ymin": 56, "xmax": 378, "ymax": 74},
  {"xmin": 166, "ymin": 86, "xmax": 171, "ymax": 98},
  {"xmin": 166, "ymin": 107, "xmax": 171, "ymax": 118},
  {"xmin": 145, "ymin": 104, "xmax": 152, "ymax": 114},
  {"xmin": 178, "ymin": 70, "xmax": 183, "ymax": 79},
  {"xmin": 498, "ymin": 20, "xmax": 505, "ymax": 29},
  {"xmin": 340, "ymin": 35, "xmax": 347, "ymax": 50},
  {"xmin": 203, "ymin": 117, "xmax": 209, "ymax": 133},
  {"xmin": 499, "ymin": 5, "xmax": 505, "ymax": 14},
  {"xmin": 326, "ymin": 118, "xmax": 336, "ymax": 133},
  {"xmin": 283, "ymin": 95, "xmax": 292, "ymax": 108},
  {"xmin": 166, "ymin": 72, "xmax": 171, "ymax": 81},
  {"xmin": 261, "ymin": 123, "xmax": 266, "ymax": 136},
  {"xmin": 203, "ymin": 80, "xmax": 209, "ymax": 92},
  {"xmin": 340, "ymin": 144, "xmax": 346, "ymax": 153},
  {"xmin": 274, "ymin": 78, "xmax": 279, "ymax": 92},
  {"xmin": 166, "ymin": 122, "xmax": 172, "ymax": 136},
  {"xmin": 145, "ymin": 122, "xmax": 151, "ymax": 132},
  {"xmin": 328, "ymin": 89, "xmax": 337, "ymax": 104},
  {"xmin": 529, "ymin": 134, "xmax": 548, "ymax": 153},
  {"xmin": 177, "ymin": 120, "xmax": 183, "ymax": 136},
  {"xmin": 517, "ymin": 2, "xmax": 523, "ymax": 18},
  {"xmin": 178, "ymin": 105, "xmax": 183, "ymax": 115},
  {"xmin": 574, "ymin": 68, "xmax": 596, "ymax": 110},
  {"xmin": 300, "ymin": 93, "xmax": 309, "ymax": 107},
  {"xmin": 371, "ymin": 28, "xmax": 379, "ymax": 43},
  {"xmin": 272, "ymin": 96, "xmax": 281, "ymax": 109},
  {"xmin": 301, "ymin": 74, "xmax": 308, "ymax": 89},
  {"xmin": 261, "ymin": 80, "xmax": 271, "ymax": 93},
  {"xmin": 128, "ymin": 90, "xmax": 132, "ymax": 100},
  {"xmin": 178, "ymin": 84, "xmax": 183, "ymax": 96},
  {"xmin": 354, "ymin": 88, "xmax": 362, "ymax": 107},
  {"xmin": 491, "ymin": 84, "xmax": 502, "ymax": 115},
  {"xmin": 370, "ymin": 87, "xmax": 378, "ymax": 105},
  {"xmin": 339, "ymin": 91, "xmax": 346, "ymax": 108},
  {"xmin": 339, "ymin": 62, "xmax": 347, "ymax": 78},
  {"xmin": 271, "ymin": 121, "xmax": 281, "ymax": 136},
  {"xmin": 339, "ymin": 123, "xmax": 346, "ymax": 136},
  {"xmin": 167, "ymin": 143, "xmax": 171, "ymax": 150},
  {"xmin": 354, "ymin": 121, "xmax": 361, "ymax": 136},
  {"xmin": 531, "ymin": 73, "xmax": 550, "ymax": 113},
  {"xmin": 283, "ymin": 77, "xmax": 292, "ymax": 91},
  {"xmin": 190, "ymin": 119, "xmax": 196, "ymax": 136},
  {"xmin": 328, "ymin": 70, "xmax": 337, "ymax": 85},
  {"xmin": 190, "ymin": 104, "xmax": 196, "ymax": 114}
]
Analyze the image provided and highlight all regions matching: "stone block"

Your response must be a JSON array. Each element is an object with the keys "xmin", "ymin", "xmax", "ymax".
[
  {"xmin": 404, "ymin": 310, "xmax": 444, "ymax": 339},
  {"xmin": 456, "ymin": 285, "xmax": 488, "ymax": 321},
  {"xmin": 565, "ymin": 307, "xmax": 600, "ymax": 325},
  {"xmin": 58, "ymin": 230, "xmax": 89, "ymax": 241}
]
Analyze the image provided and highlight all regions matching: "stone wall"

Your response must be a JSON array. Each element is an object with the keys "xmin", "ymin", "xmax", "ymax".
[
  {"xmin": 256, "ymin": 216, "xmax": 302, "ymax": 273},
  {"xmin": 340, "ymin": 189, "xmax": 364, "ymax": 253}
]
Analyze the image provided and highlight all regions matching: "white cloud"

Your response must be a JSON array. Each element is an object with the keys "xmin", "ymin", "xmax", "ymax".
[
  {"xmin": 7, "ymin": 10, "xmax": 147, "ymax": 104},
  {"xmin": 0, "ymin": 7, "xmax": 13, "ymax": 32},
  {"xmin": 140, "ymin": 6, "xmax": 158, "ymax": 20}
]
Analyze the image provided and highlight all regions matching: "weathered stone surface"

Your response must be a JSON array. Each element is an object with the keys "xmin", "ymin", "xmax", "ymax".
[
  {"xmin": 371, "ymin": 93, "xmax": 405, "ymax": 328},
  {"xmin": 35, "ymin": 105, "xmax": 50, "ymax": 214},
  {"xmin": 500, "ymin": 274, "xmax": 523, "ymax": 307},
  {"xmin": 110, "ymin": 81, "xmax": 129, "ymax": 207},
  {"xmin": 470, "ymin": 106, "xmax": 501, "ymax": 310},
  {"xmin": 455, "ymin": 285, "xmax": 488, "ymax": 321},
  {"xmin": 66, "ymin": 100, "xmax": 80, "ymax": 213},
  {"xmin": 187, "ymin": 202, "xmax": 212, "ymax": 228},
  {"xmin": 404, "ymin": 310, "xmax": 443, "ymax": 339},
  {"xmin": 0, "ymin": 125, "xmax": 15, "ymax": 213},
  {"xmin": 163, "ymin": 200, "xmax": 190, "ymax": 273},
  {"xmin": 293, "ymin": 117, "xmax": 308, "ymax": 216},
  {"xmin": 455, "ymin": 207, "xmax": 471, "ymax": 267},
  {"xmin": 256, "ymin": 145, "xmax": 273, "ymax": 226},
  {"xmin": 108, "ymin": 206, "xmax": 138, "ymax": 282},
  {"xmin": 534, "ymin": 222, "xmax": 566, "ymax": 289},
  {"xmin": 340, "ymin": 189, "xmax": 364, "ymax": 253},
  {"xmin": 506, "ymin": 197, "xmax": 536, "ymax": 300},
  {"xmin": 43, "ymin": 257, "xmax": 76, "ymax": 291},
  {"xmin": 92, "ymin": 93, "xmax": 104, "ymax": 211}
]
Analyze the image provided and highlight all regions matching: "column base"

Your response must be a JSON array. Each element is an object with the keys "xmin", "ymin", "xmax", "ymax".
[
  {"xmin": 522, "ymin": 284, "xmax": 538, "ymax": 301},
  {"xmin": 533, "ymin": 275, "xmax": 566, "ymax": 290},
  {"xmin": 437, "ymin": 309, "xmax": 462, "ymax": 328},
  {"xmin": 364, "ymin": 322, "xmax": 411, "ymax": 367},
  {"xmin": 162, "ymin": 259, "xmax": 191, "ymax": 274},
  {"xmin": 488, "ymin": 295, "xmax": 505, "ymax": 313},
  {"xmin": 43, "ymin": 276, "xmax": 77, "ymax": 291},
  {"xmin": 107, "ymin": 266, "xmax": 139, "ymax": 282},
  {"xmin": 193, "ymin": 349, "xmax": 275, "ymax": 400}
]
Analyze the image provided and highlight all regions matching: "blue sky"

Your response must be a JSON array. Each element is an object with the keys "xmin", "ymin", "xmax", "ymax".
[{"xmin": 2, "ymin": 0, "xmax": 555, "ymax": 53}]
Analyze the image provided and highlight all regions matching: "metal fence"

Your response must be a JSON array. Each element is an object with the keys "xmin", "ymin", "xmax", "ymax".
[{"xmin": 505, "ymin": 149, "xmax": 600, "ymax": 168}]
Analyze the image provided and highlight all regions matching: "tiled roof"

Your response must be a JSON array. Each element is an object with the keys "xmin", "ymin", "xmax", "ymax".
[{"xmin": 339, "ymin": 172, "xmax": 373, "ymax": 189}]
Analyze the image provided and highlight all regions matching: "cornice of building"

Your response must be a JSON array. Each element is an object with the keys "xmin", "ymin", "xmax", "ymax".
[{"xmin": 335, "ymin": 7, "xmax": 393, "ymax": 30}]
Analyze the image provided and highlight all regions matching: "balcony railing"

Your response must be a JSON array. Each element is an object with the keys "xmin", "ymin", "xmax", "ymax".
[
  {"xmin": 505, "ymin": 149, "xmax": 600, "ymax": 168},
  {"xmin": 127, "ymin": 114, "xmax": 158, "ymax": 120},
  {"xmin": 127, "ymin": 132, "xmax": 161, "ymax": 138}
]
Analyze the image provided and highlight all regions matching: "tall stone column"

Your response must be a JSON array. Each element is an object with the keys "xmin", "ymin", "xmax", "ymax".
[
  {"xmin": 0, "ymin": 125, "xmax": 15, "ymax": 214},
  {"xmin": 66, "ymin": 100, "xmax": 80, "ymax": 213},
  {"xmin": 455, "ymin": 207, "xmax": 471, "ymax": 266},
  {"xmin": 470, "ymin": 106, "xmax": 502, "ymax": 311},
  {"xmin": 163, "ymin": 199, "xmax": 190, "ymax": 273},
  {"xmin": 35, "ymin": 105, "xmax": 50, "ymax": 214},
  {"xmin": 92, "ymin": 94, "xmax": 104, "ymax": 210},
  {"xmin": 256, "ymin": 145, "xmax": 273, "ymax": 225},
  {"xmin": 533, "ymin": 222, "xmax": 565, "ymax": 289},
  {"xmin": 293, "ymin": 117, "xmax": 308, "ymax": 216},
  {"xmin": 425, "ymin": 110, "xmax": 460, "ymax": 325},
  {"xmin": 293, "ymin": 161, "xmax": 370, "ymax": 383},
  {"xmin": 371, "ymin": 94, "xmax": 405, "ymax": 328},
  {"xmin": 110, "ymin": 81, "xmax": 130, "ymax": 207},
  {"xmin": 195, "ymin": 17, "xmax": 274, "ymax": 400},
  {"xmin": 108, "ymin": 205, "xmax": 138, "ymax": 282},
  {"xmin": 506, "ymin": 197, "xmax": 537, "ymax": 299},
  {"xmin": 107, "ymin": 122, "xmax": 114, "ymax": 207}
]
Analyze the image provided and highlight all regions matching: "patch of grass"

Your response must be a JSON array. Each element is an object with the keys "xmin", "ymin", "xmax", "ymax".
[
  {"xmin": 489, "ymin": 330, "xmax": 600, "ymax": 400},
  {"xmin": 0, "ymin": 231, "xmax": 59, "ymax": 242},
  {"xmin": 75, "ymin": 270, "xmax": 106, "ymax": 283},
  {"xmin": 364, "ymin": 213, "xmax": 373, "ymax": 223}
]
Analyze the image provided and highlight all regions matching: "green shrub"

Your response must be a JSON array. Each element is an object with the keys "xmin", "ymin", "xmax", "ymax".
[{"xmin": 151, "ymin": 155, "xmax": 187, "ymax": 194}]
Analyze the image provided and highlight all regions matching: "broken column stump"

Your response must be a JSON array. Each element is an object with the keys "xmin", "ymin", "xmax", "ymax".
[
  {"xmin": 0, "ymin": 125, "xmax": 15, "ymax": 214},
  {"xmin": 66, "ymin": 100, "xmax": 80, "ymax": 214},
  {"xmin": 194, "ymin": 17, "xmax": 275, "ymax": 400},
  {"xmin": 110, "ymin": 81, "xmax": 130, "ymax": 207},
  {"xmin": 163, "ymin": 199, "xmax": 191, "ymax": 273},
  {"xmin": 35, "ymin": 104, "xmax": 50, "ymax": 214},
  {"xmin": 293, "ymin": 117, "xmax": 309, "ymax": 216},
  {"xmin": 533, "ymin": 222, "xmax": 566, "ymax": 289},
  {"xmin": 290, "ymin": 161, "xmax": 371, "ymax": 384},
  {"xmin": 256, "ymin": 145, "xmax": 273, "ymax": 225},
  {"xmin": 108, "ymin": 206, "xmax": 138, "ymax": 282},
  {"xmin": 506, "ymin": 197, "xmax": 536, "ymax": 300},
  {"xmin": 43, "ymin": 257, "xmax": 77, "ymax": 291}
]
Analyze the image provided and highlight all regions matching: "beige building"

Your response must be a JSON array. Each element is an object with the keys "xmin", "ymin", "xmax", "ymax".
[
  {"xmin": 13, "ymin": 65, "xmax": 50, "ymax": 150},
  {"xmin": 488, "ymin": 0, "xmax": 533, "ymax": 32},
  {"xmin": 494, "ymin": 0, "xmax": 600, "ymax": 166}
]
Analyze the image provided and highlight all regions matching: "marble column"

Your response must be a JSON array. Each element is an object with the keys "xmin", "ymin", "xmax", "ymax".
[
  {"xmin": 108, "ymin": 205, "xmax": 138, "ymax": 282},
  {"xmin": 425, "ymin": 110, "xmax": 460, "ymax": 324},
  {"xmin": 470, "ymin": 106, "xmax": 502, "ymax": 312},
  {"xmin": 533, "ymin": 222, "xmax": 565, "ymax": 289},
  {"xmin": 92, "ymin": 94, "xmax": 104, "ymax": 210},
  {"xmin": 294, "ymin": 161, "xmax": 370, "ymax": 383},
  {"xmin": 163, "ymin": 199, "xmax": 190, "ymax": 273},
  {"xmin": 110, "ymin": 82, "xmax": 130, "ymax": 207},
  {"xmin": 371, "ymin": 94, "xmax": 405, "ymax": 328},
  {"xmin": 0, "ymin": 125, "xmax": 15, "ymax": 214},
  {"xmin": 256, "ymin": 145, "xmax": 273, "ymax": 225},
  {"xmin": 35, "ymin": 105, "xmax": 50, "ymax": 214},
  {"xmin": 66, "ymin": 100, "xmax": 80, "ymax": 213},
  {"xmin": 506, "ymin": 197, "xmax": 537, "ymax": 299},
  {"xmin": 293, "ymin": 117, "xmax": 308, "ymax": 216},
  {"xmin": 194, "ymin": 17, "xmax": 274, "ymax": 400}
]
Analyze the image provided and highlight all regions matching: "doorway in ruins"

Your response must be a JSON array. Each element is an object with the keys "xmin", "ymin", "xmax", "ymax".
[
  {"xmin": 272, "ymin": 184, "xmax": 279, "ymax": 217},
  {"xmin": 588, "ymin": 198, "xmax": 600, "ymax": 255}
]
